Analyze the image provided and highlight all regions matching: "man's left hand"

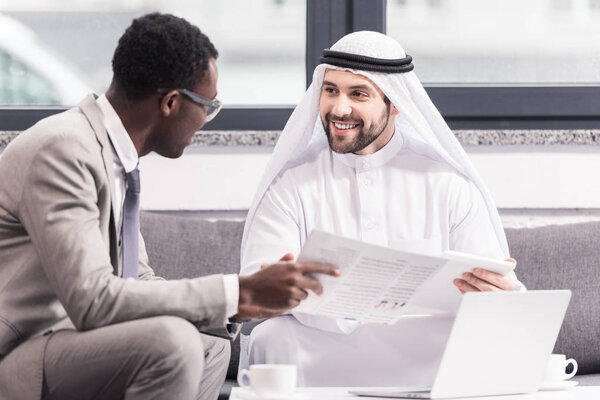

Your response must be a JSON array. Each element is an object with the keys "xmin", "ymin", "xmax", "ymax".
[{"xmin": 453, "ymin": 258, "xmax": 517, "ymax": 293}]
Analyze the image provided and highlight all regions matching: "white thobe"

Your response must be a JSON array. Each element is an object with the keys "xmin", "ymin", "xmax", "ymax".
[{"xmin": 241, "ymin": 130, "xmax": 518, "ymax": 386}]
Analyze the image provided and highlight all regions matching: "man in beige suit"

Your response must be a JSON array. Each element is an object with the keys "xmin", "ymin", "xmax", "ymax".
[{"xmin": 0, "ymin": 13, "xmax": 338, "ymax": 400}]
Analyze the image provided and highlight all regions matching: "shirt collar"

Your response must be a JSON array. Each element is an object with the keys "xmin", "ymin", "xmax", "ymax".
[
  {"xmin": 96, "ymin": 94, "xmax": 139, "ymax": 173},
  {"xmin": 332, "ymin": 128, "xmax": 404, "ymax": 172}
]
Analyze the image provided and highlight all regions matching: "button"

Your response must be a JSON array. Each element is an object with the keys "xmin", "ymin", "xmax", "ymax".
[
  {"xmin": 363, "ymin": 178, "xmax": 372, "ymax": 187},
  {"xmin": 362, "ymin": 159, "xmax": 370, "ymax": 168},
  {"xmin": 366, "ymin": 221, "xmax": 376, "ymax": 230}
]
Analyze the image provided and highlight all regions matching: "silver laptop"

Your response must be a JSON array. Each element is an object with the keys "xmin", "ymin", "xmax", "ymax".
[{"xmin": 350, "ymin": 290, "xmax": 571, "ymax": 399}]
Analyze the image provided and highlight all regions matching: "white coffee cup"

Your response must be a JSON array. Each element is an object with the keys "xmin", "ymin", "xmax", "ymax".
[
  {"xmin": 543, "ymin": 354, "xmax": 578, "ymax": 383},
  {"xmin": 237, "ymin": 364, "xmax": 297, "ymax": 397}
]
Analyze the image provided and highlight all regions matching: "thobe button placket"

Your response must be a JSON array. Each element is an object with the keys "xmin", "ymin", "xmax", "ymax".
[
  {"xmin": 355, "ymin": 155, "xmax": 385, "ymax": 244},
  {"xmin": 359, "ymin": 170, "xmax": 373, "ymax": 187}
]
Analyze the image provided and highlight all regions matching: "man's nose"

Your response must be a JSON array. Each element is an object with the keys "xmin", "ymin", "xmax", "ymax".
[{"xmin": 331, "ymin": 95, "xmax": 352, "ymax": 117}]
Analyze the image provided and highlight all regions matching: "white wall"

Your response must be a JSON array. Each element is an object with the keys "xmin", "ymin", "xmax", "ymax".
[
  {"xmin": 139, "ymin": 144, "xmax": 600, "ymax": 211},
  {"xmin": 140, "ymin": 146, "xmax": 271, "ymax": 211},
  {"xmin": 467, "ymin": 145, "xmax": 600, "ymax": 208}
]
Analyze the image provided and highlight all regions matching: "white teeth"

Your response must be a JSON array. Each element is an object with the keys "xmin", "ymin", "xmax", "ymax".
[{"xmin": 334, "ymin": 122, "xmax": 357, "ymax": 130}]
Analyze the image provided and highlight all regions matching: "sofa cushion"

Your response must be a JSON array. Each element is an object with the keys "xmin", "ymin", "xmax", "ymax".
[
  {"xmin": 140, "ymin": 211, "xmax": 600, "ymax": 378},
  {"xmin": 140, "ymin": 211, "xmax": 244, "ymax": 379},
  {"xmin": 140, "ymin": 211, "xmax": 243, "ymax": 277},
  {"xmin": 506, "ymin": 222, "xmax": 600, "ymax": 375}
]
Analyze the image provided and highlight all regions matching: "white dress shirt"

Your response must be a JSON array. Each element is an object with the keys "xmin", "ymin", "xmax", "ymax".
[
  {"xmin": 241, "ymin": 129, "xmax": 523, "ymax": 386},
  {"xmin": 96, "ymin": 95, "xmax": 239, "ymax": 321}
]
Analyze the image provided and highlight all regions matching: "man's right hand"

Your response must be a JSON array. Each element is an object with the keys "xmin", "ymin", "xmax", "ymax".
[{"xmin": 237, "ymin": 254, "xmax": 339, "ymax": 321}]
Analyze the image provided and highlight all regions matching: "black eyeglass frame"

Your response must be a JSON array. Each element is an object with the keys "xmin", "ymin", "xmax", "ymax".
[{"xmin": 157, "ymin": 88, "xmax": 222, "ymax": 122}]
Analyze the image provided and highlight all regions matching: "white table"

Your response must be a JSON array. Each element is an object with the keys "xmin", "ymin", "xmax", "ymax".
[{"xmin": 230, "ymin": 386, "xmax": 600, "ymax": 400}]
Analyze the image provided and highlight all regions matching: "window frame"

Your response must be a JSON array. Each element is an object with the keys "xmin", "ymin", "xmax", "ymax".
[{"xmin": 1, "ymin": 0, "xmax": 599, "ymax": 131}]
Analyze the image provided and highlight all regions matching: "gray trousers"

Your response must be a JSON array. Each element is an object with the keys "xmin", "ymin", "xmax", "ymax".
[{"xmin": 41, "ymin": 316, "xmax": 230, "ymax": 400}]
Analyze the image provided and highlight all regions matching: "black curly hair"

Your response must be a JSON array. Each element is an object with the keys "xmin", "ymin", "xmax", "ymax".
[{"xmin": 112, "ymin": 12, "xmax": 218, "ymax": 100}]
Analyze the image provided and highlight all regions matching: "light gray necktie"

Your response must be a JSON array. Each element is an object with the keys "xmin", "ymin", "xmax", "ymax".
[{"xmin": 122, "ymin": 167, "xmax": 140, "ymax": 279}]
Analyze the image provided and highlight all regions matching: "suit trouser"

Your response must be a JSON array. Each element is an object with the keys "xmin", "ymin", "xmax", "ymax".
[{"xmin": 41, "ymin": 316, "xmax": 230, "ymax": 400}]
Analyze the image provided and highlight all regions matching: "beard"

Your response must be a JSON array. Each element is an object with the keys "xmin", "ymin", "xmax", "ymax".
[{"xmin": 322, "ymin": 104, "xmax": 391, "ymax": 154}]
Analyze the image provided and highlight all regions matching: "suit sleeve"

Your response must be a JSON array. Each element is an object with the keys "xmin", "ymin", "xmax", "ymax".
[{"xmin": 19, "ymin": 133, "xmax": 231, "ymax": 332}]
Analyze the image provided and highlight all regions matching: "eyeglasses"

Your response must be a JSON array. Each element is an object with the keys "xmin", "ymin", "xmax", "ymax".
[{"xmin": 157, "ymin": 88, "xmax": 223, "ymax": 122}]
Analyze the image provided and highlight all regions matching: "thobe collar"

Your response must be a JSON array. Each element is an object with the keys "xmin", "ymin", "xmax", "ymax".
[
  {"xmin": 332, "ymin": 128, "xmax": 404, "ymax": 172},
  {"xmin": 96, "ymin": 94, "xmax": 139, "ymax": 173}
]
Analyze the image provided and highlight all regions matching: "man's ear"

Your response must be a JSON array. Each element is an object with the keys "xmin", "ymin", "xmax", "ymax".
[
  {"xmin": 390, "ymin": 102, "xmax": 400, "ymax": 117},
  {"xmin": 159, "ymin": 90, "xmax": 180, "ymax": 117}
]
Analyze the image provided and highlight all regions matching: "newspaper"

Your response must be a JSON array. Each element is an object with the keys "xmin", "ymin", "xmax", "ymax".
[{"xmin": 294, "ymin": 230, "xmax": 515, "ymax": 324}]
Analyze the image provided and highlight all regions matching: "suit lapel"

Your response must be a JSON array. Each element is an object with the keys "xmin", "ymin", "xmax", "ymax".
[{"xmin": 78, "ymin": 94, "xmax": 121, "ymax": 276}]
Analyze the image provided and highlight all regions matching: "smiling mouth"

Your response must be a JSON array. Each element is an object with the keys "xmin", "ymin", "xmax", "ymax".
[
  {"xmin": 334, "ymin": 122, "xmax": 358, "ymax": 129},
  {"xmin": 331, "ymin": 121, "xmax": 360, "ymax": 134}
]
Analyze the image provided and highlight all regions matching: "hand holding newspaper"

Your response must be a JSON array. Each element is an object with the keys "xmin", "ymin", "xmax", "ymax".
[{"xmin": 293, "ymin": 230, "xmax": 515, "ymax": 324}]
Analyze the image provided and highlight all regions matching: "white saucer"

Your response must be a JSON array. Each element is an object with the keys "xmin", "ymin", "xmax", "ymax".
[
  {"xmin": 538, "ymin": 380, "xmax": 579, "ymax": 391},
  {"xmin": 236, "ymin": 391, "xmax": 309, "ymax": 400}
]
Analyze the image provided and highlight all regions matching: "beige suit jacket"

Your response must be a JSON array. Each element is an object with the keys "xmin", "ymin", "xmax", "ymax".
[{"xmin": 0, "ymin": 95, "xmax": 236, "ymax": 399}]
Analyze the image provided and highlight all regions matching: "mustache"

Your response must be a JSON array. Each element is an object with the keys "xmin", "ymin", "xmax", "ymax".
[{"xmin": 326, "ymin": 113, "xmax": 362, "ymax": 125}]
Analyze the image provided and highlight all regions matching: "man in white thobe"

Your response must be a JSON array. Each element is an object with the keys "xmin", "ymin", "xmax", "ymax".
[{"xmin": 240, "ymin": 31, "xmax": 524, "ymax": 387}]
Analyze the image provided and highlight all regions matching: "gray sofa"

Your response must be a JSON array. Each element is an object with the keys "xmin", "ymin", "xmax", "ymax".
[{"xmin": 140, "ymin": 212, "xmax": 600, "ymax": 399}]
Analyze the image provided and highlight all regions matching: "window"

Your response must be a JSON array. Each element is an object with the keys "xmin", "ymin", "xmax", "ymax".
[
  {"xmin": 0, "ymin": 50, "xmax": 57, "ymax": 105},
  {"xmin": 1, "ymin": 0, "xmax": 599, "ymax": 131},
  {"xmin": 0, "ymin": 0, "xmax": 306, "ymax": 106},
  {"xmin": 387, "ymin": 0, "xmax": 600, "ymax": 85},
  {"xmin": 386, "ymin": 0, "xmax": 600, "ymax": 129},
  {"xmin": 0, "ymin": 13, "xmax": 88, "ymax": 105}
]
